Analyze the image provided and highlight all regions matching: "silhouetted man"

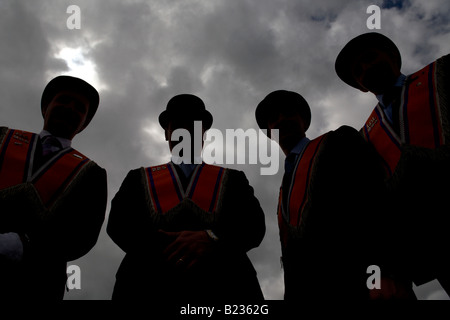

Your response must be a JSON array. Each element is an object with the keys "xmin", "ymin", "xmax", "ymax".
[
  {"xmin": 107, "ymin": 94, "xmax": 265, "ymax": 301},
  {"xmin": 255, "ymin": 90, "xmax": 412, "ymax": 300},
  {"xmin": 335, "ymin": 32, "xmax": 450, "ymax": 295},
  {"xmin": 0, "ymin": 76, "xmax": 107, "ymax": 299}
]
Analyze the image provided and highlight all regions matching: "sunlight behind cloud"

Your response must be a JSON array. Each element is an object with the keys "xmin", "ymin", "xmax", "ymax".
[
  {"xmin": 142, "ymin": 120, "xmax": 170, "ymax": 163},
  {"xmin": 54, "ymin": 46, "xmax": 106, "ymax": 92}
]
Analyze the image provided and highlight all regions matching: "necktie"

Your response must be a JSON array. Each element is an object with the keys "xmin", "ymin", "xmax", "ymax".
[
  {"xmin": 382, "ymin": 86, "xmax": 402, "ymax": 108},
  {"xmin": 382, "ymin": 86, "xmax": 403, "ymax": 134},
  {"xmin": 41, "ymin": 135, "xmax": 63, "ymax": 157},
  {"xmin": 32, "ymin": 135, "xmax": 63, "ymax": 173},
  {"xmin": 282, "ymin": 153, "xmax": 297, "ymax": 210},
  {"xmin": 173, "ymin": 164, "xmax": 190, "ymax": 190}
]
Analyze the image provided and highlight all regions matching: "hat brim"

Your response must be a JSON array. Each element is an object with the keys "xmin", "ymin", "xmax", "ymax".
[
  {"xmin": 41, "ymin": 76, "xmax": 99, "ymax": 133},
  {"xmin": 335, "ymin": 32, "xmax": 402, "ymax": 90}
]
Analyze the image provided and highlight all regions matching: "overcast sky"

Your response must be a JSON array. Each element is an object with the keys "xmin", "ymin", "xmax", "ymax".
[{"xmin": 1, "ymin": 0, "xmax": 449, "ymax": 300}]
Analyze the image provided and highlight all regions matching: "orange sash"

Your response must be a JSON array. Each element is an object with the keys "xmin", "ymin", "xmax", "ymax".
[
  {"xmin": 362, "ymin": 105, "xmax": 402, "ymax": 177},
  {"xmin": 0, "ymin": 129, "xmax": 90, "ymax": 206},
  {"xmin": 401, "ymin": 62, "xmax": 444, "ymax": 148},
  {"xmin": 278, "ymin": 135, "xmax": 326, "ymax": 246},
  {"xmin": 362, "ymin": 61, "xmax": 445, "ymax": 176},
  {"xmin": 0, "ymin": 130, "xmax": 36, "ymax": 189},
  {"xmin": 145, "ymin": 162, "xmax": 225, "ymax": 214}
]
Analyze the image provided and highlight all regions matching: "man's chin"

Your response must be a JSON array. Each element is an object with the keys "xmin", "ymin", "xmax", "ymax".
[
  {"xmin": 279, "ymin": 135, "xmax": 300, "ymax": 152},
  {"xmin": 46, "ymin": 123, "xmax": 77, "ymax": 139},
  {"xmin": 363, "ymin": 69, "xmax": 397, "ymax": 94}
]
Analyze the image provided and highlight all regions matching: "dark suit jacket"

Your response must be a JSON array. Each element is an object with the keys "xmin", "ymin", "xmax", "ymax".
[
  {"xmin": 107, "ymin": 163, "xmax": 266, "ymax": 301},
  {"xmin": 280, "ymin": 125, "xmax": 389, "ymax": 300},
  {"xmin": 375, "ymin": 54, "xmax": 450, "ymax": 285},
  {"xmin": 0, "ymin": 127, "xmax": 107, "ymax": 299}
]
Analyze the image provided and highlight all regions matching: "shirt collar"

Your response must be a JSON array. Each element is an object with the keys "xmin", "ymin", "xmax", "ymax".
[
  {"xmin": 288, "ymin": 136, "xmax": 310, "ymax": 156},
  {"xmin": 376, "ymin": 73, "xmax": 406, "ymax": 108},
  {"xmin": 171, "ymin": 155, "xmax": 203, "ymax": 165},
  {"xmin": 283, "ymin": 137, "xmax": 310, "ymax": 174},
  {"xmin": 39, "ymin": 130, "xmax": 72, "ymax": 149},
  {"xmin": 171, "ymin": 155, "xmax": 203, "ymax": 178}
]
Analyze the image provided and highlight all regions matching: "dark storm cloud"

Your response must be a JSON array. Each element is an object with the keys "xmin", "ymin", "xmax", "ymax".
[{"xmin": 0, "ymin": 1, "xmax": 51, "ymax": 129}]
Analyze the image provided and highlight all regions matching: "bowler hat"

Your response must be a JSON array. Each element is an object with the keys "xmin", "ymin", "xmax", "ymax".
[
  {"xmin": 41, "ymin": 75, "xmax": 100, "ymax": 132},
  {"xmin": 335, "ymin": 32, "xmax": 402, "ymax": 90},
  {"xmin": 159, "ymin": 94, "xmax": 213, "ymax": 130},
  {"xmin": 255, "ymin": 90, "xmax": 311, "ymax": 138}
]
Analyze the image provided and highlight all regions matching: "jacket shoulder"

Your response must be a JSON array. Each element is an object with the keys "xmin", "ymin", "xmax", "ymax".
[
  {"xmin": 84, "ymin": 160, "xmax": 107, "ymax": 177},
  {"xmin": 122, "ymin": 167, "xmax": 148, "ymax": 186},
  {"xmin": 320, "ymin": 125, "xmax": 361, "ymax": 145},
  {"xmin": 70, "ymin": 147, "xmax": 106, "ymax": 175},
  {"xmin": 437, "ymin": 53, "xmax": 450, "ymax": 64},
  {"xmin": 316, "ymin": 125, "xmax": 368, "ymax": 160},
  {"xmin": 333, "ymin": 125, "xmax": 360, "ymax": 136},
  {"xmin": 332, "ymin": 125, "xmax": 364, "ymax": 142}
]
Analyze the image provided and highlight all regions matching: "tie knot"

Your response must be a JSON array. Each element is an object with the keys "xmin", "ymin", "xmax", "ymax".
[
  {"xmin": 41, "ymin": 135, "xmax": 62, "ymax": 157},
  {"xmin": 382, "ymin": 86, "xmax": 402, "ymax": 107}
]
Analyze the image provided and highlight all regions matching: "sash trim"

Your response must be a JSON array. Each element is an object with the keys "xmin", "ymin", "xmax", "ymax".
[
  {"xmin": 145, "ymin": 162, "xmax": 226, "ymax": 215},
  {"xmin": 0, "ymin": 129, "xmax": 91, "ymax": 206}
]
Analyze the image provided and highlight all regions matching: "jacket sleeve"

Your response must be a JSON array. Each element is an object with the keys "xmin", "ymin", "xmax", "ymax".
[
  {"xmin": 212, "ymin": 169, "xmax": 266, "ymax": 253},
  {"xmin": 107, "ymin": 169, "xmax": 160, "ymax": 254}
]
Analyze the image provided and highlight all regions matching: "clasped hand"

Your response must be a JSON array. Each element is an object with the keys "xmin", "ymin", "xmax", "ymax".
[{"xmin": 158, "ymin": 229, "xmax": 215, "ymax": 271}]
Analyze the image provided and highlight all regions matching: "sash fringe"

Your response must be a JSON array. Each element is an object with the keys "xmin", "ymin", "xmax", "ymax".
[{"xmin": 141, "ymin": 167, "xmax": 230, "ymax": 231}]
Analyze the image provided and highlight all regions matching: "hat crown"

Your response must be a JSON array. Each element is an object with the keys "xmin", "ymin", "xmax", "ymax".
[
  {"xmin": 166, "ymin": 94, "xmax": 206, "ymax": 113},
  {"xmin": 159, "ymin": 94, "xmax": 213, "ymax": 130},
  {"xmin": 255, "ymin": 90, "xmax": 311, "ymax": 135}
]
